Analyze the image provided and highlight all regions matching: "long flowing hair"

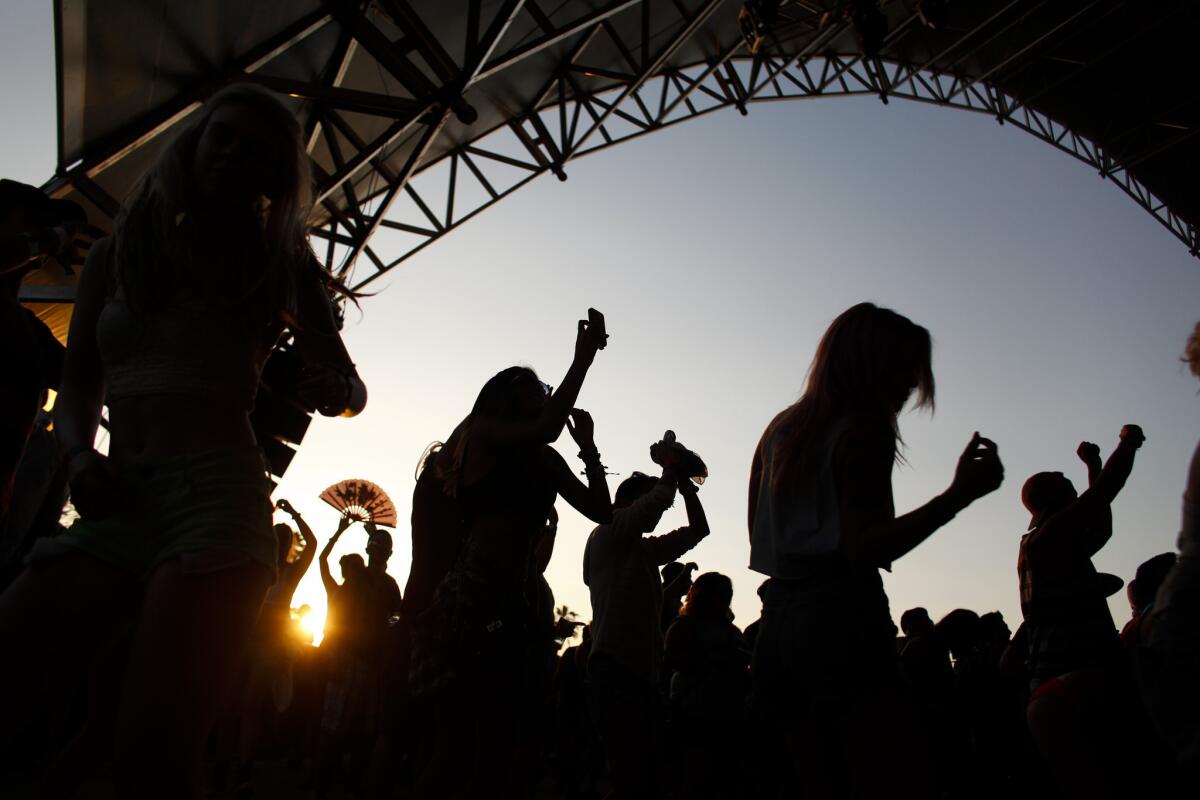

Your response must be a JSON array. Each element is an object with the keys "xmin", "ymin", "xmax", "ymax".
[
  {"xmin": 112, "ymin": 83, "xmax": 313, "ymax": 316},
  {"xmin": 765, "ymin": 303, "xmax": 935, "ymax": 492},
  {"xmin": 437, "ymin": 366, "xmax": 543, "ymax": 497}
]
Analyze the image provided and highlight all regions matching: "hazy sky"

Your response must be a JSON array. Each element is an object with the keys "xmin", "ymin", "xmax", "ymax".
[{"xmin": 4, "ymin": 2, "xmax": 1198, "ymax": 640}]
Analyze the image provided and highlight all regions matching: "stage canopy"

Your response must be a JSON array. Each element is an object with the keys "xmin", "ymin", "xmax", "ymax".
[{"xmin": 24, "ymin": 0, "xmax": 1200, "ymax": 343}]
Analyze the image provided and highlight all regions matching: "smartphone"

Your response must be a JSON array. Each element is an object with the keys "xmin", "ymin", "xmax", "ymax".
[{"xmin": 587, "ymin": 307, "xmax": 607, "ymax": 349}]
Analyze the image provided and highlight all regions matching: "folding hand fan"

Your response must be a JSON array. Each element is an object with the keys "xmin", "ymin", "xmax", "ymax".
[{"xmin": 318, "ymin": 479, "xmax": 398, "ymax": 527}]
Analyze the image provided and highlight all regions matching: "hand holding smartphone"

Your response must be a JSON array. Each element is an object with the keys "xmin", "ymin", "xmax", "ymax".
[{"xmin": 587, "ymin": 307, "xmax": 608, "ymax": 350}]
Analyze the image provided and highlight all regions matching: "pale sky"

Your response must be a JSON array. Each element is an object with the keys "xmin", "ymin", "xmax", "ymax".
[{"xmin": 3, "ymin": 3, "xmax": 1198, "ymax": 642}]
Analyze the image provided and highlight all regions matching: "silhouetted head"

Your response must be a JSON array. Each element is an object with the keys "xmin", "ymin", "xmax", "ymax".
[
  {"xmin": 935, "ymin": 609, "xmax": 981, "ymax": 661},
  {"xmin": 978, "ymin": 611, "xmax": 1011, "ymax": 646},
  {"xmin": 112, "ymin": 83, "xmax": 312, "ymax": 313},
  {"xmin": 900, "ymin": 607, "xmax": 934, "ymax": 638},
  {"xmin": 366, "ymin": 528, "xmax": 393, "ymax": 569},
  {"xmin": 439, "ymin": 366, "xmax": 550, "ymax": 495},
  {"xmin": 768, "ymin": 303, "xmax": 934, "ymax": 490},
  {"xmin": 1129, "ymin": 552, "xmax": 1177, "ymax": 613},
  {"xmin": 472, "ymin": 366, "xmax": 550, "ymax": 423},
  {"xmin": 339, "ymin": 553, "xmax": 366, "ymax": 582},
  {"xmin": 1021, "ymin": 471, "xmax": 1078, "ymax": 527},
  {"xmin": 682, "ymin": 572, "xmax": 734, "ymax": 621},
  {"xmin": 809, "ymin": 303, "xmax": 935, "ymax": 415},
  {"xmin": 614, "ymin": 471, "xmax": 659, "ymax": 509},
  {"xmin": 274, "ymin": 522, "xmax": 293, "ymax": 567}
]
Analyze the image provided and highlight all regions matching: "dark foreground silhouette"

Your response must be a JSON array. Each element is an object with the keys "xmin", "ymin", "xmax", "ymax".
[{"xmin": 0, "ymin": 86, "xmax": 1197, "ymax": 798}]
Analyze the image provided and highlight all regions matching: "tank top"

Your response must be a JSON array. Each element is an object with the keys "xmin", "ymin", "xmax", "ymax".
[
  {"xmin": 750, "ymin": 417, "xmax": 855, "ymax": 578},
  {"xmin": 94, "ymin": 239, "xmax": 284, "ymax": 409}
]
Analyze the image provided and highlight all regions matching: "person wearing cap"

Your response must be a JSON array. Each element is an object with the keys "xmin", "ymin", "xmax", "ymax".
[
  {"xmin": 1017, "ymin": 427, "xmax": 1147, "ymax": 795},
  {"xmin": 0, "ymin": 180, "xmax": 91, "ymax": 515},
  {"xmin": 0, "ymin": 179, "xmax": 91, "ymax": 277},
  {"xmin": 582, "ymin": 443, "xmax": 709, "ymax": 799}
]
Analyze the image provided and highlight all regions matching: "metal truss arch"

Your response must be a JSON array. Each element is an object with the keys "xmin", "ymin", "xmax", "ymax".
[
  {"xmin": 324, "ymin": 51, "xmax": 1198, "ymax": 291},
  {"xmin": 35, "ymin": 0, "xmax": 1200, "ymax": 326}
]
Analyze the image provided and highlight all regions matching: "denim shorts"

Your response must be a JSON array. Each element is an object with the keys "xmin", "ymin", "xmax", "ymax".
[
  {"xmin": 751, "ymin": 567, "xmax": 901, "ymax": 721},
  {"xmin": 29, "ymin": 448, "xmax": 276, "ymax": 580}
]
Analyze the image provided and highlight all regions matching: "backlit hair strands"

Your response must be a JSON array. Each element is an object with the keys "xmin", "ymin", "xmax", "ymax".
[
  {"xmin": 766, "ymin": 303, "xmax": 935, "ymax": 494},
  {"xmin": 112, "ymin": 83, "xmax": 313, "ymax": 317}
]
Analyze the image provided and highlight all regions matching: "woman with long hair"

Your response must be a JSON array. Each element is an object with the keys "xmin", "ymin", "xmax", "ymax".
[
  {"xmin": 412, "ymin": 322, "xmax": 612, "ymax": 798},
  {"xmin": 664, "ymin": 571, "xmax": 750, "ymax": 800},
  {"xmin": 747, "ymin": 302, "xmax": 1003, "ymax": 797},
  {"xmin": 0, "ymin": 84, "xmax": 365, "ymax": 797}
]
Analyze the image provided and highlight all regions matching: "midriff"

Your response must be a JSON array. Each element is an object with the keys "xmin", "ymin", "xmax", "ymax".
[{"xmin": 106, "ymin": 394, "xmax": 256, "ymax": 467}]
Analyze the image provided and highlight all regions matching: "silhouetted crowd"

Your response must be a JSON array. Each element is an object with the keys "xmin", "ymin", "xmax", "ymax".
[{"xmin": 0, "ymin": 86, "xmax": 1196, "ymax": 800}]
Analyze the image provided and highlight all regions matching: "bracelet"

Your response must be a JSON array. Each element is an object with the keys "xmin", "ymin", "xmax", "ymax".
[{"xmin": 578, "ymin": 448, "xmax": 610, "ymax": 477}]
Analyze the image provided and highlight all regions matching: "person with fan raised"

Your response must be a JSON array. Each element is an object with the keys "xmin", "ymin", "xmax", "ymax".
[
  {"xmin": 0, "ymin": 85, "xmax": 368, "ymax": 798},
  {"xmin": 410, "ymin": 311, "xmax": 613, "ymax": 800}
]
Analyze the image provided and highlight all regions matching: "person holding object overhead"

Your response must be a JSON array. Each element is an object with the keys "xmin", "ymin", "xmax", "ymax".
[
  {"xmin": 583, "ymin": 434, "xmax": 709, "ymax": 799},
  {"xmin": 411, "ymin": 311, "xmax": 612, "ymax": 799},
  {"xmin": 747, "ymin": 302, "xmax": 1004, "ymax": 798},
  {"xmin": 0, "ymin": 84, "xmax": 366, "ymax": 798}
]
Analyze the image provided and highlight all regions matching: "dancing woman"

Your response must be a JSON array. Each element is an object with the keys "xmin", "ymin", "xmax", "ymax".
[
  {"xmin": 412, "ymin": 318, "xmax": 612, "ymax": 798},
  {"xmin": 748, "ymin": 303, "xmax": 1003, "ymax": 798},
  {"xmin": 0, "ymin": 84, "xmax": 365, "ymax": 797}
]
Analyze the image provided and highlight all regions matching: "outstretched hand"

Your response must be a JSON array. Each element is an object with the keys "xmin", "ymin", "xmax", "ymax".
[
  {"xmin": 947, "ymin": 432, "xmax": 1004, "ymax": 506},
  {"xmin": 566, "ymin": 408, "xmax": 595, "ymax": 449}
]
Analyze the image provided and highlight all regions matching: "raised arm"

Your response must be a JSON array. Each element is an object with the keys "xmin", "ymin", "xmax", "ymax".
[
  {"xmin": 319, "ymin": 515, "xmax": 352, "ymax": 597},
  {"xmin": 472, "ymin": 317, "xmax": 606, "ymax": 448},
  {"xmin": 1075, "ymin": 440, "xmax": 1111, "ymax": 556},
  {"xmin": 545, "ymin": 446, "xmax": 612, "ymax": 524},
  {"xmin": 277, "ymin": 499, "xmax": 317, "ymax": 595},
  {"xmin": 644, "ymin": 479, "xmax": 709, "ymax": 565},
  {"xmin": 1057, "ymin": 426, "xmax": 1144, "ymax": 536},
  {"xmin": 291, "ymin": 256, "xmax": 366, "ymax": 417},
  {"xmin": 837, "ymin": 427, "xmax": 1004, "ymax": 568}
]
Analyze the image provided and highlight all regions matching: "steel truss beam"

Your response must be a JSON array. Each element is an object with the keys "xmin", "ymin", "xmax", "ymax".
[
  {"xmin": 324, "ymin": 44, "xmax": 1196, "ymax": 290},
  {"xmin": 46, "ymin": 1, "xmax": 1200, "ymax": 286}
]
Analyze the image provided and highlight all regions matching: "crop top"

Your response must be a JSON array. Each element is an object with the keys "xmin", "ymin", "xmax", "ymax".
[{"xmin": 95, "ymin": 246, "xmax": 284, "ymax": 410}]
